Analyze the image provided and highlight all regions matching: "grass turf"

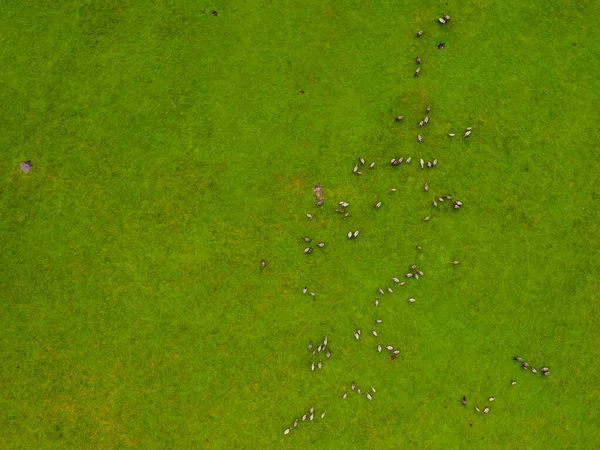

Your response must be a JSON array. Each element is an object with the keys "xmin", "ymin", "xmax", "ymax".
[{"xmin": 1, "ymin": 0, "xmax": 599, "ymax": 448}]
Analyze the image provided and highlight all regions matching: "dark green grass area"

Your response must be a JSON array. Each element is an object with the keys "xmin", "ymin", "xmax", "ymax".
[{"xmin": 1, "ymin": 0, "xmax": 599, "ymax": 448}]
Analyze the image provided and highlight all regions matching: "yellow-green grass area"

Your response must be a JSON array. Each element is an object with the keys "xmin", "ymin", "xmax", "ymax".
[{"xmin": 1, "ymin": 0, "xmax": 599, "ymax": 448}]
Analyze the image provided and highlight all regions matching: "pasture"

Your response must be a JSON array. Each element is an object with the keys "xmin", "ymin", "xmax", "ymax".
[{"xmin": 1, "ymin": 0, "xmax": 599, "ymax": 448}]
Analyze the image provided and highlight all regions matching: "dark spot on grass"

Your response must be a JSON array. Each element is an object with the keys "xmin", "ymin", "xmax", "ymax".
[{"xmin": 299, "ymin": 90, "xmax": 305, "ymax": 95}]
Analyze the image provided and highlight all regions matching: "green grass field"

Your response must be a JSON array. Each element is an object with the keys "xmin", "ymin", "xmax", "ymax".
[{"xmin": 1, "ymin": 0, "xmax": 599, "ymax": 448}]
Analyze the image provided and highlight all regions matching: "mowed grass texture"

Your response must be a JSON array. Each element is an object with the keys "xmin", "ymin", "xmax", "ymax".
[{"xmin": 1, "ymin": 0, "xmax": 599, "ymax": 448}]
